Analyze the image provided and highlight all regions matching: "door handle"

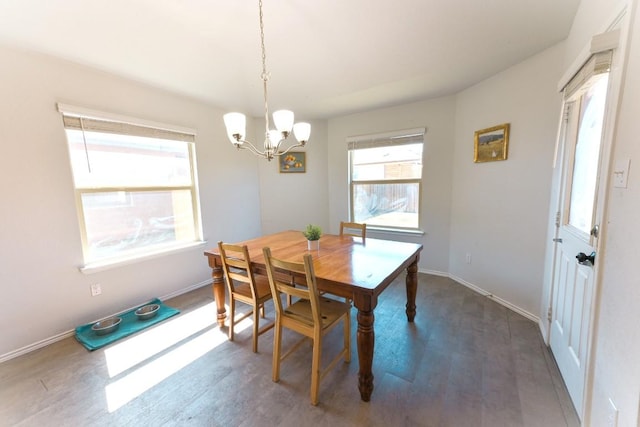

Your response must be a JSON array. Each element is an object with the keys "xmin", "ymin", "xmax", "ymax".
[{"xmin": 576, "ymin": 251, "xmax": 596, "ymax": 266}]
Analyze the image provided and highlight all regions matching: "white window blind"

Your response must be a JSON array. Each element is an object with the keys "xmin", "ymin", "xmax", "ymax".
[
  {"xmin": 347, "ymin": 128, "xmax": 425, "ymax": 150},
  {"xmin": 562, "ymin": 50, "xmax": 613, "ymax": 100}
]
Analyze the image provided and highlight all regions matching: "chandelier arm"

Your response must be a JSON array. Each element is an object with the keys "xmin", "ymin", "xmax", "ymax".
[
  {"xmin": 275, "ymin": 141, "xmax": 305, "ymax": 157},
  {"xmin": 238, "ymin": 139, "xmax": 266, "ymax": 157},
  {"xmin": 234, "ymin": 135, "xmax": 303, "ymax": 160},
  {"xmin": 272, "ymin": 138, "xmax": 282, "ymax": 154}
]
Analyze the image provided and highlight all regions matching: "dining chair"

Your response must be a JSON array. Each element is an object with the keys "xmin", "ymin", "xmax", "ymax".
[
  {"xmin": 263, "ymin": 247, "xmax": 351, "ymax": 406},
  {"xmin": 337, "ymin": 220, "xmax": 368, "ymax": 304},
  {"xmin": 340, "ymin": 221, "xmax": 366, "ymax": 240},
  {"xmin": 218, "ymin": 241, "xmax": 274, "ymax": 353}
]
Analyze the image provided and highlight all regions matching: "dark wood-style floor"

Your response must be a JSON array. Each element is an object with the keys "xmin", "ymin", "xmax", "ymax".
[{"xmin": 0, "ymin": 274, "xmax": 579, "ymax": 426}]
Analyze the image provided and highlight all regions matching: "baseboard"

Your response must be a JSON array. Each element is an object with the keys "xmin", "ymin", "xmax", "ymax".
[
  {"xmin": 420, "ymin": 268, "xmax": 449, "ymax": 277},
  {"xmin": 160, "ymin": 279, "xmax": 212, "ymax": 301},
  {"xmin": 0, "ymin": 279, "xmax": 213, "ymax": 364},
  {"xmin": 538, "ymin": 319, "xmax": 550, "ymax": 345},
  {"xmin": 0, "ymin": 330, "xmax": 76, "ymax": 364},
  {"xmin": 404, "ymin": 269, "xmax": 539, "ymax": 323},
  {"xmin": 448, "ymin": 274, "xmax": 540, "ymax": 323}
]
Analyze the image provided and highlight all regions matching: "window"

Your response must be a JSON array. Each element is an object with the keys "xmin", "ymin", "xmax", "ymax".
[
  {"xmin": 348, "ymin": 128, "xmax": 424, "ymax": 230},
  {"xmin": 562, "ymin": 50, "xmax": 612, "ymax": 237},
  {"xmin": 58, "ymin": 104, "xmax": 202, "ymax": 267}
]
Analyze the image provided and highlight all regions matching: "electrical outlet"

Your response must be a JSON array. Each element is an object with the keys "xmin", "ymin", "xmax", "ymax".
[
  {"xmin": 90, "ymin": 283, "xmax": 102, "ymax": 297},
  {"xmin": 465, "ymin": 253, "xmax": 472, "ymax": 264}
]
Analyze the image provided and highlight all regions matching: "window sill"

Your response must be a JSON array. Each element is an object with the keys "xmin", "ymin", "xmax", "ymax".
[
  {"xmin": 366, "ymin": 227, "xmax": 425, "ymax": 237},
  {"xmin": 79, "ymin": 241, "xmax": 207, "ymax": 274}
]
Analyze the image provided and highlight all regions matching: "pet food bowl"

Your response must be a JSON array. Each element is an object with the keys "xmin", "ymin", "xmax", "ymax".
[
  {"xmin": 135, "ymin": 304, "xmax": 160, "ymax": 321},
  {"xmin": 91, "ymin": 317, "xmax": 122, "ymax": 336}
]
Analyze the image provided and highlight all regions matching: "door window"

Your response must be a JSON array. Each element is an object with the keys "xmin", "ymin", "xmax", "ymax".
[{"xmin": 567, "ymin": 74, "xmax": 609, "ymax": 236}]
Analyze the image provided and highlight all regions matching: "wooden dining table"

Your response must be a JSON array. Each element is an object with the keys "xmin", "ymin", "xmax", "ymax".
[{"xmin": 203, "ymin": 230, "xmax": 423, "ymax": 401}]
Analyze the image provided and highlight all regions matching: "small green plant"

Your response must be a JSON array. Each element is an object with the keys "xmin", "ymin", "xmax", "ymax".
[{"xmin": 302, "ymin": 224, "xmax": 322, "ymax": 241}]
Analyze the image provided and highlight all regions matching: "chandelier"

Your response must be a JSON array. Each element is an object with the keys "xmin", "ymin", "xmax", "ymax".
[{"xmin": 223, "ymin": 0, "xmax": 311, "ymax": 161}]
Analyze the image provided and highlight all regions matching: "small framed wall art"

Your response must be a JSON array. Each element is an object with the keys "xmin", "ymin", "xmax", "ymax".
[
  {"xmin": 474, "ymin": 123, "xmax": 510, "ymax": 163},
  {"xmin": 279, "ymin": 151, "xmax": 306, "ymax": 173}
]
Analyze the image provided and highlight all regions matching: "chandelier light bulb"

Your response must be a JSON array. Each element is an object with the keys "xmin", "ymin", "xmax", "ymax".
[
  {"xmin": 273, "ymin": 110, "xmax": 294, "ymax": 134},
  {"xmin": 223, "ymin": 112, "xmax": 246, "ymax": 144},
  {"xmin": 267, "ymin": 130, "xmax": 281, "ymax": 150}
]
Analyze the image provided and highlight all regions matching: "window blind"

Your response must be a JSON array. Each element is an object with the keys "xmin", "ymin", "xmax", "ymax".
[
  {"xmin": 347, "ymin": 127, "xmax": 425, "ymax": 150},
  {"xmin": 562, "ymin": 50, "xmax": 612, "ymax": 100},
  {"xmin": 57, "ymin": 103, "xmax": 195, "ymax": 142}
]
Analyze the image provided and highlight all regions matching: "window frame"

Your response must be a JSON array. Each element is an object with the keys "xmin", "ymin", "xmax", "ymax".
[
  {"xmin": 347, "ymin": 128, "xmax": 425, "ymax": 233},
  {"xmin": 58, "ymin": 104, "xmax": 203, "ymax": 271}
]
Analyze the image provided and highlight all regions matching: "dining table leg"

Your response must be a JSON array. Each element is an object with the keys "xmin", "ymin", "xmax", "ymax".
[
  {"xmin": 355, "ymin": 295, "xmax": 376, "ymax": 401},
  {"xmin": 355, "ymin": 255, "xmax": 420, "ymax": 401},
  {"xmin": 405, "ymin": 256, "xmax": 419, "ymax": 322},
  {"xmin": 211, "ymin": 264, "xmax": 227, "ymax": 326}
]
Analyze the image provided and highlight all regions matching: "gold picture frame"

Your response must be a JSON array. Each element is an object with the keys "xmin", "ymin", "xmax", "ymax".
[
  {"xmin": 474, "ymin": 123, "xmax": 510, "ymax": 163},
  {"xmin": 279, "ymin": 151, "xmax": 306, "ymax": 173}
]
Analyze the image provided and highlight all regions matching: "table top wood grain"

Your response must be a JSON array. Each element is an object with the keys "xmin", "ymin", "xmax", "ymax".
[{"xmin": 205, "ymin": 230, "xmax": 422, "ymax": 298}]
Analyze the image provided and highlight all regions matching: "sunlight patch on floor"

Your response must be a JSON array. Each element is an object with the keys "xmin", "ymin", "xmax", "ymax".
[
  {"xmin": 104, "ymin": 302, "xmax": 217, "ymax": 377},
  {"xmin": 103, "ymin": 304, "xmax": 255, "ymax": 412},
  {"xmin": 105, "ymin": 326, "xmax": 226, "ymax": 412}
]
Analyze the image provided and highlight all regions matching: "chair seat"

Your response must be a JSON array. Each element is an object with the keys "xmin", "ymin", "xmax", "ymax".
[
  {"xmin": 231, "ymin": 275, "xmax": 272, "ymax": 303},
  {"xmin": 284, "ymin": 297, "xmax": 351, "ymax": 328}
]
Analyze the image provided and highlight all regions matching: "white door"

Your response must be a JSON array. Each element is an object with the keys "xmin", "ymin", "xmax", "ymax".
[{"xmin": 549, "ymin": 66, "xmax": 610, "ymax": 417}]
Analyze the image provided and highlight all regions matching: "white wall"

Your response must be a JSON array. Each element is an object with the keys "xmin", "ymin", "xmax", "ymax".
[
  {"xmin": 257, "ymin": 119, "xmax": 330, "ymax": 234},
  {"xmin": 327, "ymin": 97, "xmax": 457, "ymax": 274},
  {"xmin": 0, "ymin": 44, "xmax": 263, "ymax": 358},
  {"xmin": 449, "ymin": 44, "xmax": 565, "ymax": 317},
  {"xmin": 564, "ymin": 0, "xmax": 628, "ymax": 70}
]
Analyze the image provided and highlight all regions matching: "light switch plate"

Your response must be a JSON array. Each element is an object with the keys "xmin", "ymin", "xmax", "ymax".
[{"xmin": 613, "ymin": 158, "xmax": 630, "ymax": 188}]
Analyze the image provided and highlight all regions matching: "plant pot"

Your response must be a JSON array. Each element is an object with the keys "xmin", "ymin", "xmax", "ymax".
[{"xmin": 307, "ymin": 239, "xmax": 320, "ymax": 251}]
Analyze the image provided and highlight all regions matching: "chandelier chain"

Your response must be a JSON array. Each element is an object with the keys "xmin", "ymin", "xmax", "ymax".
[{"xmin": 258, "ymin": 0, "xmax": 271, "ymax": 138}]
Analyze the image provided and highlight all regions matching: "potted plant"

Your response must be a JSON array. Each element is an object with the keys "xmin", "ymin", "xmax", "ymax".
[{"xmin": 302, "ymin": 224, "xmax": 322, "ymax": 250}]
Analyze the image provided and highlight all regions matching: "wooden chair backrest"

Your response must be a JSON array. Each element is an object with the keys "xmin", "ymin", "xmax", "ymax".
[
  {"xmin": 218, "ymin": 241, "xmax": 259, "ymax": 300},
  {"xmin": 340, "ymin": 221, "xmax": 366, "ymax": 240},
  {"xmin": 263, "ymin": 247, "xmax": 321, "ymax": 327}
]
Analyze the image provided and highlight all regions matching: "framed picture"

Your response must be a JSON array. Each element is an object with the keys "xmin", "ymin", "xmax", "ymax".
[
  {"xmin": 474, "ymin": 123, "xmax": 510, "ymax": 163},
  {"xmin": 279, "ymin": 151, "xmax": 306, "ymax": 173}
]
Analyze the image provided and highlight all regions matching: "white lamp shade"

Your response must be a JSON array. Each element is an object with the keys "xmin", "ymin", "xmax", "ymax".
[
  {"xmin": 267, "ymin": 130, "xmax": 281, "ymax": 149},
  {"xmin": 223, "ymin": 112, "xmax": 246, "ymax": 141},
  {"xmin": 272, "ymin": 110, "xmax": 294, "ymax": 134},
  {"xmin": 293, "ymin": 122, "xmax": 311, "ymax": 142}
]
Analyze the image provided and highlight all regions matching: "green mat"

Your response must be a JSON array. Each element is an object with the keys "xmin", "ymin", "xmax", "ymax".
[{"xmin": 75, "ymin": 298, "xmax": 180, "ymax": 351}]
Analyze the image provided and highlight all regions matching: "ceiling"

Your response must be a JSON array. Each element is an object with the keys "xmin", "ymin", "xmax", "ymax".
[{"xmin": 0, "ymin": 0, "xmax": 580, "ymax": 119}]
